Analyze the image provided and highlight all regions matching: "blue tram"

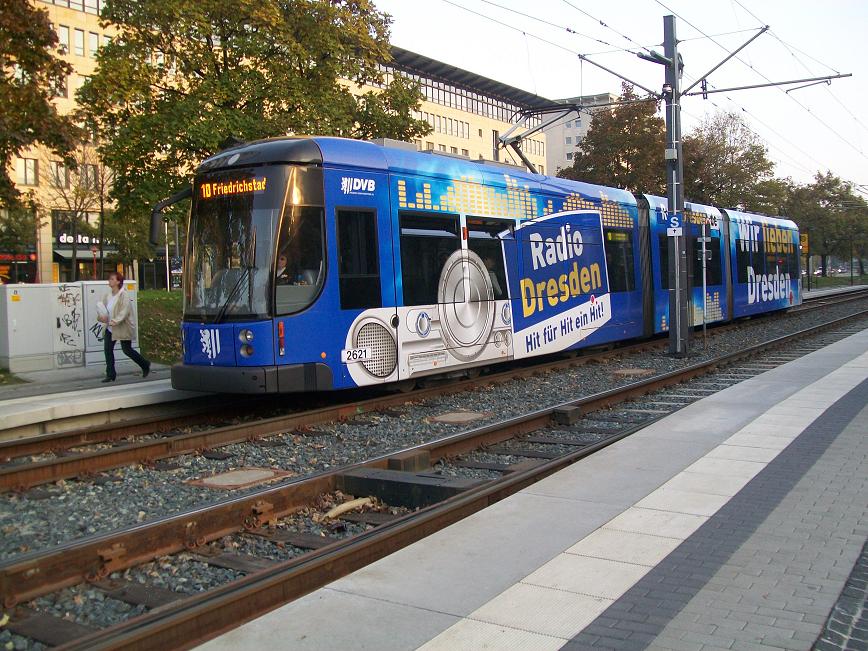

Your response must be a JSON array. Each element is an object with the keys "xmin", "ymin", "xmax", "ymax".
[{"xmin": 169, "ymin": 137, "xmax": 800, "ymax": 393}]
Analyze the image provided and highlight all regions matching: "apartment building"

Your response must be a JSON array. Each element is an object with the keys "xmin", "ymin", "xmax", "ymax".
[
  {"xmin": 542, "ymin": 92, "xmax": 619, "ymax": 175},
  {"xmin": 383, "ymin": 47, "xmax": 550, "ymax": 173},
  {"xmin": 8, "ymin": 4, "xmax": 552, "ymax": 284},
  {"xmin": 7, "ymin": 0, "xmax": 115, "ymax": 283}
]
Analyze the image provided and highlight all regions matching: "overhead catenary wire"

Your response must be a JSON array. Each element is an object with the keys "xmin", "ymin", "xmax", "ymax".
[
  {"xmin": 730, "ymin": 0, "xmax": 868, "ymax": 136},
  {"xmin": 477, "ymin": 0, "xmax": 640, "ymax": 54},
  {"xmin": 651, "ymin": 0, "xmax": 867, "ymax": 164},
  {"xmin": 559, "ymin": 0, "xmax": 655, "ymax": 56},
  {"xmin": 434, "ymin": 0, "xmax": 857, "ymax": 187}
]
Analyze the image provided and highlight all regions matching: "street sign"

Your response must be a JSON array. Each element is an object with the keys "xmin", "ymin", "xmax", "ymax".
[{"xmin": 667, "ymin": 227, "xmax": 683, "ymax": 237}]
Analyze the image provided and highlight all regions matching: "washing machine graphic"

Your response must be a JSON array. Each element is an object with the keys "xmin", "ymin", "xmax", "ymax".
[{"xmin": 436, "ymin": 249, "xmax": 496, "ymax": 362}]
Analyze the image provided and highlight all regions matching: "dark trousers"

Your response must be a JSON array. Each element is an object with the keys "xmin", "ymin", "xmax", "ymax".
[{"xmin": 104, "ymin": 335, "xmax": 149, "ymax": 379}]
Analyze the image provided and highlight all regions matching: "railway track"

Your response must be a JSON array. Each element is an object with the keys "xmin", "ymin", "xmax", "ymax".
[
  {"xmin": 2, "ymin": 288, "xmax": 864, "ymax": 494},
  {"xmin": 1, "ymin": 310, "xmax": 866, "ymax": 650}
]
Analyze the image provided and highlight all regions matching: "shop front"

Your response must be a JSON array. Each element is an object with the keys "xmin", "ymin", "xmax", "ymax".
[{"xmin": 0, "ymin": 252, "xmax": 38, "ymax": 284}]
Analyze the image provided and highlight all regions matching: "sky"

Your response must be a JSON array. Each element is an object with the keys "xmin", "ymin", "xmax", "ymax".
[{"xmin": 373, "ymin": 0, "xmax": 867, "ymax": 195}]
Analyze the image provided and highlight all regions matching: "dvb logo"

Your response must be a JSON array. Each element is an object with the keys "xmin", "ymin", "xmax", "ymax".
[{"xmin": 340, "ymin": 177, "xmax": 376, "ymax": 194}]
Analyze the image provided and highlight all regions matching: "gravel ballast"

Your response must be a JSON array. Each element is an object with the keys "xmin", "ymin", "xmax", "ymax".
[{"xmin": 0, "ymin": 300, "xmax": 866, "ymax": 563}]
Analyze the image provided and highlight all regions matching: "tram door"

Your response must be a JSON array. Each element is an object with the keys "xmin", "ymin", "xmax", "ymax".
[
  {"xmin": 395, "ymin": 212, "xmax": 514, "ymax": 380},
  {"xmin": 335, "ymin": 197, "xmax": 400, "ymax": 387}
]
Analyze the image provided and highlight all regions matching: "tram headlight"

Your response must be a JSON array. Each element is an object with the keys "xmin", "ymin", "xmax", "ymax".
[
  {"xmin": 240, "ymin": 344, "xmax": 254, "ymax": 357},
  {"xmin": 239, "ymin": 329, "xmax": 254, "ymax": 343}
]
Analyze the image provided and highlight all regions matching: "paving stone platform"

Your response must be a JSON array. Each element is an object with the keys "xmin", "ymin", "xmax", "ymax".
[{"xmin": 199, "ymin": 326, "xmax": 868, "ymax": 651}]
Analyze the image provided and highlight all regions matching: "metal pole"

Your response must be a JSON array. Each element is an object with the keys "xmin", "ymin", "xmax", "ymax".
[
  {"xmin": 164, "ymin": 220, "xmax": 170, "ymax": 292},
  {"xmin": 701, "ymin": 222, "xmax": 707, "ymax": 349},
  {"xmin": 664, "ymin": 15, "xmax": 689, "ymax": 357}
]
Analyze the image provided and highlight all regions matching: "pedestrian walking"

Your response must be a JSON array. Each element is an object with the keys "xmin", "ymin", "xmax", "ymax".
[{"xmin": 98, "ymin": 271, "xmax": 151, "ymax": 382}]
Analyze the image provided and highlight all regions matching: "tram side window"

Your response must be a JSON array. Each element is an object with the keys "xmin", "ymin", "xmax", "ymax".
[
  {"xmin": 658, "ymin": 234, "xmax": 670, "ymax": 290},
  {"xmin": 603, "ymin": 229, "xmax": 635, "ymax": 293},
  {"xmin": 767, "ymin": 251, "xmax": 797, "ymax": 280},
  {"xmin": 274, "ymin": 206, "xmax": 325, "ymax": 315},
  {"xmin": 336, "ymin": 209, "xmax": 381, "ymax": 310},
  {"xmin": 786, "ymin": 248, "xmax": 799, "ymax": 278},
  {"xmin": 467, "ymin": 217, "xmax": 511, "ymax": 300},
  {"xmin": 693, "ymin": 236, "xmax": 722, "ymax": 286},
  {"xmin": 400, "ymin": 212, "xmax": 460, "ymax": 306},
  {"xmin": 735, "ymin": 241, "xmax": 754, "ymax": 284}
]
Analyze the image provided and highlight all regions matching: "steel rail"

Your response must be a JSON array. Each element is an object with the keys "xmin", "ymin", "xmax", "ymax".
[
  {"xmin": 52, "ymin": 307, "xmax": 868, "ymax": 651},
  {"xmin": 2, "ymin": 286, "xmax": 860, "ymax": 472},
  {"xmin": 3, "ymin": 307, "xmax": 865, "ymax": 613},
  {"xmin": 0, "ymin": 340, "xmax": 662, "ymax": 491}
]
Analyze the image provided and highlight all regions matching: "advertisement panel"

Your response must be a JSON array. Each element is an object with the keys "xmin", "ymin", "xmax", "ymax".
[{"xmin": 504, "ymin": 210, "xmax": 612, "ymax": 358}]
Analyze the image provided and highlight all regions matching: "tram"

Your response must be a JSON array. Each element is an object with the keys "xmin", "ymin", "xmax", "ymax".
[{"xmin": 161, "ymin": 136, "xmax": 800, "ymax": 393}]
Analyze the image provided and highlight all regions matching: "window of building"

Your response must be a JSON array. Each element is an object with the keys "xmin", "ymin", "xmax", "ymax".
[
  {"xmin": 103, "ymin": 35, "xmax": 111, "ymax": 47},
  {"xmin": 539, "ymin": 165, "xmax": 544, "ymax": 174},
  {"xmin": 478, "ymin": 128, "xmax": 483, "ymax": 138},
  {"xmin": 74, "ymin": 29, "xmax": 84, "ymax": 56},
  {"xmin": 88, "ymin": 32, "xmax": 98, "ymax": 58},
  {"xmin": 336, "ymin": 209, "xmax": 381, "ymax": 310},
  {"xmin": 565, "ymin": 121, "xmax": 572, "ymax": 128},
  {"xmin": 85, "ymin": 0, "xmax": 99, "ymax": 14},
  {"xmin": 50, "ymin": 161, "xmax": 70, "ymax": 188},
  {"xmin": 461, "ymin": 149, "xmax": 469, "ymax": 157},
  {"xmin": 566, "ymin": 153, "xmax": 573, "ymax": 160},
  {"xmin": 17, "ymin": 158, "xmax": 38, "ymax": 186},
  {"xmin": 399, "ymin": 212, "xmax": 460, "ymax": 306},
  {"xmin": 435, "ymin": 115, "xmax": 442, "ymax": 133},
  {"xmin": 58, "ymin": 26, "xmax": 69, "ymax": 53},
  {"xmin": 604, "ymin": 229, "xmax": 635, "ymax": 292},
  {"xmin": 438, "ymin": 144, "xmax": 446, "ymax": 152},
  {"xmin": 565, "ymin": 137, "xmax": 572, "ymax": 145},
  {"xmin": 426, "ymin": 141, "xmax": 434, "ymax": 151},
  {"xmin": 53, "ymin": 75, "xmax": 68, "ymax": 98},
  {"xmin": 80, "ymin": 163, "xmax": 98, "ymax": 190}
]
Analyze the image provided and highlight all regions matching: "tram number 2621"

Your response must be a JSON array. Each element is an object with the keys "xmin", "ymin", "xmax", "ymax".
[{"xmin": 342, "ymin": 347, "xmax": 372, "ymax": 364}]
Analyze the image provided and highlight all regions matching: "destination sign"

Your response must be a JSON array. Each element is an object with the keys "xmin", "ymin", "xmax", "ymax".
[{"xmin": 200, "ymin": 177, "xmax": 267, "ymax": 199}]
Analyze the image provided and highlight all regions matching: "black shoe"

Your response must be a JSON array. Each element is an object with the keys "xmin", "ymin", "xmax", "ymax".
[
  {"xmin": 142, "ymin": 362, "xmax": 151, "ymax": 378},
  {"xmin": 101, "ymin": 377, "xmax": 115, "ymax": 383}
]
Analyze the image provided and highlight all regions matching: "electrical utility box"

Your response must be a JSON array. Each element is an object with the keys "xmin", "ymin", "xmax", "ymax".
[{"xmin": 0, "ymin": 281, "xmax": 140, "ymax": 372}]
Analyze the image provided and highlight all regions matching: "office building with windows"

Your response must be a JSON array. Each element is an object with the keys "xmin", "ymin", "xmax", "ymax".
[
  {"xmin": 542, "ymin": 92, "xmax": 619, "ymax": 176},
  {"xmin": 8, "ymin": 3, "xmax": 552, "ymax": 284}
]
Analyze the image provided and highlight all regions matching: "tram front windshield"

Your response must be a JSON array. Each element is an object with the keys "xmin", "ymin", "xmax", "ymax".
[{"xmin": 185, "ymin": 166, "xmax": 288, "ymax": 322}]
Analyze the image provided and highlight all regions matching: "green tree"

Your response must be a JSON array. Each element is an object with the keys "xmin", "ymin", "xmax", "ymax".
[
  {"xmin": 78, "ymin": 0, "xmax": 430, "ymax": 247},
  {"xmin": 0, "ymin": 0, "xmax": 81, "ymax": 208},
  {"xmin": 784, "ymin": 172, "xmax": 859, "ymax": 276},
  {"xmin": 682, "ymin": 111, "xmax": 775, "ymax": 211},
  {"xmin": 558, "ymin": 83, "xmax": 665, "ymax": 195}
]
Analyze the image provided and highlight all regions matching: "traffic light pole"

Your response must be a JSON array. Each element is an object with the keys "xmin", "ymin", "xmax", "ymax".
[{"xmin": 663, "ymin": 15, "xmax": 691, "ymax": 357}]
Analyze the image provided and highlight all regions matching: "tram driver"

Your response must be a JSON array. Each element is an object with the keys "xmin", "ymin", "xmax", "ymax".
[{"xmin": 275, "ymin": 253, "xmax": 291, "ymax": 285}]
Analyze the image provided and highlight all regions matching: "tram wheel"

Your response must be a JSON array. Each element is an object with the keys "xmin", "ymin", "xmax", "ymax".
[{"xmin": 393, "ymin": 379, "xmax": 417, "ymax": 393}]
